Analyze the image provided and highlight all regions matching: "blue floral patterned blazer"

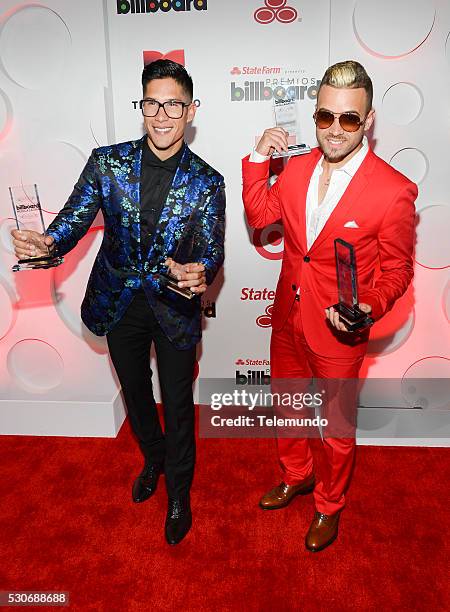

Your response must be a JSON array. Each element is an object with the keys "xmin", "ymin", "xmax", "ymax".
[{"xmin": 47, "ymin": 136, "xmax": 225, "ymax": 350}]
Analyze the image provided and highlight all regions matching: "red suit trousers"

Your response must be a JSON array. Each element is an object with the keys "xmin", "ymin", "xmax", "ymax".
[{"xmin": 270, "ymin": 300, "xmax": 364, "ymax": 515}]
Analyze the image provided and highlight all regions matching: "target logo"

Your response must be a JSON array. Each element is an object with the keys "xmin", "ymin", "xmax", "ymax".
[
  {"xmin": 254, "ymin": 0, "xmax": 298, "ymax": 24},
  {"xmin": 252, "ymin": 222, "xmax": 284, "ymax": 260}
]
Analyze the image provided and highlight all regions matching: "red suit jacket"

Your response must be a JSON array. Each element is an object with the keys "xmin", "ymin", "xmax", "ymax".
[{"xmin": 242, "ymin": 147, "xmax": 417, "ymax": 359}]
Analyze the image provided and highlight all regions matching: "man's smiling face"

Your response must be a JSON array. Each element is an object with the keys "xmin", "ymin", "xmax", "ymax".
[
  {"xmin": 315, "ymin": 84, "xmax": 374, "ymax": 164},
  {"xmin": 143, "ymin": 77, "xmax": 196, "ymax": 160}
]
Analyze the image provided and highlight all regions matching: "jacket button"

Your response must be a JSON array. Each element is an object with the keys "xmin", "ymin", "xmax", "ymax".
[
  {"xmin": 292, "ymin": 284, "xmax": 296, "ymax": 291},
  {"xmin": 303, "ymin": 256, "xmax": 311, "ymax": 263}
]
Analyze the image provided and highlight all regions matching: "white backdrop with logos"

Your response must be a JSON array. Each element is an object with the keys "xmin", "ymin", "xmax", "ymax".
[{"xmin": 0, "ymin": 0, "xmax": 448, "ymax": 443}]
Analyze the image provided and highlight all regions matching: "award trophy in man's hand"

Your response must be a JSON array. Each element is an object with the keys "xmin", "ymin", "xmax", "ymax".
[
  {"xmin": 9, "ymin": 184, "xmax": 63, "ymax": 272},
  {"xmin": 159, "ymin": 206, "xmax": 216, "ymax": 300},
  {"xmin": 327, "ymin": 238, "xmax": 373, "ymax": 332},
  {"xmin": 271, "ymin": 98, "xmax": 311, "ymax": 159}
]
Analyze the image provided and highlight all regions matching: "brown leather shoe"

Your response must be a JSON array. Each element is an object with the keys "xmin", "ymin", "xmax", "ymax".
[
  {"xmin": 259, "ymin": 475, "xmax": 315, "ymax": 510},
  {"xmin": 305, "ymin": 510, "xmax": 341, "ymax": 552}
]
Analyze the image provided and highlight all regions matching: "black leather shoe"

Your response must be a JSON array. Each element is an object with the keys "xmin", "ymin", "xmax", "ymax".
[
  {"xmin": 165, "ymin": 497, "xmax": 192, "ymax": 545},
  {"xmin": 132, "ymin": 463, "xmax": 163, "ymax": 503}
]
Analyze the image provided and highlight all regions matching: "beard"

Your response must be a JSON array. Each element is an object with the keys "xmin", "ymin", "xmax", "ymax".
[{"xmin": 317, "ymin": 132, "xmax": 363, "ymax": 164}]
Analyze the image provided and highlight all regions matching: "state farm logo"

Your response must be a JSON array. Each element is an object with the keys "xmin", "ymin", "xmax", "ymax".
[
  {"xmin": 254, "ymin": 0, "xmax": 298, "ymax": 24},
  {"xmin": 256, "ymin": 304, "xmax": 274, "ymax": 328},
  {"xmin": 252, "ymin": 222, "xmax": 284, "ymax": 260},
  {"xmin": 230, "ymin": 65, "xmax": 281, "ymax": 76},
  {"xmin": 240, "ymin": 288, "xmax": 275, "ymax": 328},
  {"xmin": 235, "ymin": 358, "xmax": 270, "ymax": 366},
  {"xmin": 241, "ymin": 288, "xmax": 276, "ymax": 301}
]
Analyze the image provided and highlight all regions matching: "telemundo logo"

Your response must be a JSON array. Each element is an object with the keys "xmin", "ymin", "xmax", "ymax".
[{"xmin": 117, "ymin": 0, "xmax": 207, "ymax": 14}]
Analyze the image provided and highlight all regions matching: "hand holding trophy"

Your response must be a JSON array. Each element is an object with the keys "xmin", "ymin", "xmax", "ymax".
[
  {"xmin": 158, "ymin": 205, "xmax": 216, "ymax": 300},
  {"xmin": 255, "ymin": 99, "xmax": 311, "ymax": 159},
  {"xmin": 163, "ymin": 259, "xmax": 207, "ymax": 297},
  {"xmin": 326, "ymin": 238, "xmax": 373, "ymax": 332},
  {"xmin": 9, "ymin": 184, "xmax": 63, "ymax": 272},
  {"xmin": 271, "ymin": 98, "xmax": 311, "ymax": 159}
]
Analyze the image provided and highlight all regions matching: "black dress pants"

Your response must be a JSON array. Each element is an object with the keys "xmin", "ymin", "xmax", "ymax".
[{"xmin": 106, "ymin": 290, "xmax": 196, "ymax": 498}]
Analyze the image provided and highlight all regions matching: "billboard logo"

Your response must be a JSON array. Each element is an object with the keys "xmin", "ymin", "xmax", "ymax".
[
  {"xmin": 231, "ymin": 80, "xmax": 319, "ymax": 102},
  {"xmin": 236, "ymin": 370, "xmax": 271, "ymax": 385},
  {"xmin": 254, "ymin": 0, "xmax": 298, "ymax": 24},
  {"xmin": 117, "ymin": 0, "xmax": 207, "ymax": 15},
  {"xmin": 143, "ymin": 49, "xmax": 185, "ymax": 66}
]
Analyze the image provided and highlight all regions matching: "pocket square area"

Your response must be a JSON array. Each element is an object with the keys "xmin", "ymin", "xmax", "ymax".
[{"xmin": 344, "ymin": 220, "xmax": 359, "ymax": 228}]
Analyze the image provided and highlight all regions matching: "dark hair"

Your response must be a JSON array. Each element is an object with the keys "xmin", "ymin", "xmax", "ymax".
[
  {"xmin": 319, "ymin": 60, "xmax": 373, "ymax": 112},
  {"xmin": 142, "ymin": 59, "xmax": 193, "ymax": 101}
]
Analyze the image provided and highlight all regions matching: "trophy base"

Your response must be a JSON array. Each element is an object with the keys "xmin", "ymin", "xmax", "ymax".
[
  {"xmin": 159, "ymin": 273, "xmax": 196, "ymax": 300},
  {"xmin": 12, "ymin": 255, "xmax": 64, "ymax": 272},
  {"xmin": 272, "ymin": 144, "xmax": 311, "ymax": 159},
  {"xmin": 330, "ymin": 303, "xmax": 373, "ymax": 332}
]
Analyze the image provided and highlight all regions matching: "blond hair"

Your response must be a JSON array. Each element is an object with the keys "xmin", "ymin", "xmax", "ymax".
[{"xmin": 319, "ymin": 61, "xmax": 373, "ymax": 112}]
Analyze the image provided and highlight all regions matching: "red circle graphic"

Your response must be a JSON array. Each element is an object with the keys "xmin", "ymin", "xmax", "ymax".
[
  {"xmin": 265, "ymin": 0, "xmax": 286, "ymax": 8},
  {"xmin": 254, "ymin": 8, "xmax": 276, "ymax": 24},
  {"xmin": 276, "ymin": 7, "xmax": 297, "ymax": 23}
]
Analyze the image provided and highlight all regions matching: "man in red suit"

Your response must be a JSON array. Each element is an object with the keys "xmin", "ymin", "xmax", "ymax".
[{"xmin": 242, "ymin": 61, "xmax": 417, "ymax": 552}]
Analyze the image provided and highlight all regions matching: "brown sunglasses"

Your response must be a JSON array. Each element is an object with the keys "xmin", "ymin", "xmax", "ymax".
[{"xmin": 313, "ymin": 110, "xmax": 366, "ymax": 133}]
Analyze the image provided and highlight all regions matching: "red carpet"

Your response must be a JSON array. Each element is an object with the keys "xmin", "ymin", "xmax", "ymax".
[{"xmin": 0, "ymin": 414, "xmax": 448, "ymax": 611}]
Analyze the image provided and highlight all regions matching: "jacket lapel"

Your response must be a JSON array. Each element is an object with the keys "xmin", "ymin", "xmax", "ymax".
[
  {"xmin": 309, "ymin": 148, "xmax": 377, "ymax": 254},
  {"xmin": 108, "ymin": 137, "xmax": 142, "ymax": 259}
]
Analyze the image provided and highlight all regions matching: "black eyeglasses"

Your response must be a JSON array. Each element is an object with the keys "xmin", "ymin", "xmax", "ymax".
[
  {"xmin": 313, "ymin": 110, "xmax": 366, "ymax": 132},
  {"xmin": 140, "ymin": 98, "xmax": 190, "ymax": 119}
]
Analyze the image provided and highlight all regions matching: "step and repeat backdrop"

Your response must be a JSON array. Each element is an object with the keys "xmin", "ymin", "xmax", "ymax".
[{"xmin": 0, "ymin": 0, "xmax": 448, "ymax": 440}]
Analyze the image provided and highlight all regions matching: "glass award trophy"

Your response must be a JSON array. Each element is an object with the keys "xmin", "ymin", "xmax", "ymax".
[
  {"xmin": 9, "ymin": 184, "xmax": 64, "ymax": 272},
  {"xmin": 329, "ymin": 238, "xmax": 373, "ymax": 332},
  {"xmin": 158, "ymin": 206, "xmax": 217, "ymax": 300},
  {"xmin": 272, "ymin": 98, "xmax": 311, "ymax": 159}
]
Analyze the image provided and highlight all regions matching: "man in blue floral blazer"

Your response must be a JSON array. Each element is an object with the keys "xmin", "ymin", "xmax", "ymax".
[{"xmin": 12, "ymin": 60, "xmax": 225, "ymax": 545}]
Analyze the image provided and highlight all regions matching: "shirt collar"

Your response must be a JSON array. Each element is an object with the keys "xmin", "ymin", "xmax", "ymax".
[{"xmin": 142, "ymin": 139, "xmax": 185, "ymax": 171}]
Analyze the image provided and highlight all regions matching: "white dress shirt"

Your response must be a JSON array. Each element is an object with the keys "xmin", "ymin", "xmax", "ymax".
[{"xmin": 249, "ymin": 137, "xmax": 369, "ymax": 250}]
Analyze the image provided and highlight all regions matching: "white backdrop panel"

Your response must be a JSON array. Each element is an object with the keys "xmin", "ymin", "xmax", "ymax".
[{"xmin": 0, "ymin": 0, "xmax": 447, "ymax": 441}]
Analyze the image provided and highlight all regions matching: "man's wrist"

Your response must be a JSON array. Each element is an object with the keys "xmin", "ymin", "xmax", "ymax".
[{"xmin": 249, "ymin": 149, "xmax": 270, "ymax": 163}]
